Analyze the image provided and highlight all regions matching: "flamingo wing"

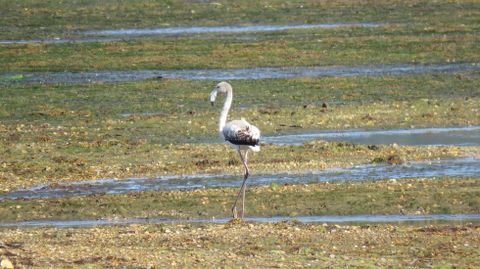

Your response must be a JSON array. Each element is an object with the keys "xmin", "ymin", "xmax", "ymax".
[{"xmin": 223, "ymin": 120, "xmax": 260, "ymax": 146}]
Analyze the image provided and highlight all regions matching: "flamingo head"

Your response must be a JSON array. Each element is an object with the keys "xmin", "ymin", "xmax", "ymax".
[{"xmin": 210, "ymin": 81, "xmax": 231, "ymax": 105}]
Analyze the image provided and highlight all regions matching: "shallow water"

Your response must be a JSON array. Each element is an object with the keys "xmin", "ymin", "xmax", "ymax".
[
  {"xmin": 0, "ymin": 23, "xmax": 382, "ymax": 45},
  {"xmin": 2, "ymin": 63, "xmax": 479, "ymax": 85},
  {"xmin": 1, "ymin": 214, "xmax": 479, "ymax": 228},
  {"xmin": 263, "ymin": 126, "xmax": 480, "ymax": 146},
  {"xmin": 1, "ymin": 157, "xmax": 478, "ymax": 200},
  {"xmin": 84, "ymin": 23, "xmax": 382, "ymax": 36}
]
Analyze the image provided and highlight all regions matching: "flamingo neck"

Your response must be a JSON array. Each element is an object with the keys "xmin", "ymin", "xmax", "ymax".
[{"xmin": 219, "ymin": 87, "xmax": 233, "ymax": 134}]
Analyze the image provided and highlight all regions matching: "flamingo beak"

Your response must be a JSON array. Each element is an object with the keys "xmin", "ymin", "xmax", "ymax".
[{"xmin": 209, "ymin": 89, "xmax": 218, "ymax": 106}]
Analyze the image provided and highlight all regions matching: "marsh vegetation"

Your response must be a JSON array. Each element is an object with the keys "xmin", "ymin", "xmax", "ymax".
[{"xmin": 1, "ymin": 0, "xmax": 479, "ymax": 267}]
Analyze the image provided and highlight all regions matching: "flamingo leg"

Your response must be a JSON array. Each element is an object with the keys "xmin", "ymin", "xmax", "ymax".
[
  {"xmin": 241, "ymin": 151, "xmax": 249, "ymax": 218},
  {"xmin": 231, "ymin": 149, "xmax": 250, "ymax": 219}
]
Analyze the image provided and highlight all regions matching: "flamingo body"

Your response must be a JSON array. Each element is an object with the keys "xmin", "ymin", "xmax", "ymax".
[{"xmin": 223, "ymin": 119, "xmax": 261, "ymax": 150}]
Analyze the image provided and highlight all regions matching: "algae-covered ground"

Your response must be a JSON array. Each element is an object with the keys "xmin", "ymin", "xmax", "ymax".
[
  {"xmin": 1, "ymin": 221, "xmax": 480, "ymax": 268},
  {"xmin": 1, "ymin": 0, "xmax": 480, "ymax": 268}
]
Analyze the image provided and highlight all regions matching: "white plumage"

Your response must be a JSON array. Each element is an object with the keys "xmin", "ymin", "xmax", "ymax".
[
  {"xmin": 210, "ymin": 81, "xmax": 261, "ymax": 218},
  {"xmin": 223, "ymin": 119, "xmax": 261, "ymax": 151}
]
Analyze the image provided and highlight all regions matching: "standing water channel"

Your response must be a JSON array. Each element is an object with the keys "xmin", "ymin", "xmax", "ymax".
[
  {"xmin": 2, "ymin": 63, "xmax": 480, "ymax": 85},
  {"xmin": 0, "ymin": 22, "xmax": 383, "ymax": 45},
  {"xmin": 263, "ymin": 126, "xmax": 480, "ymax": 146},
  {"xmin": 1, "ymin": 157, "xmax": 479, "ymax": 200},
  {"xmin": 1, "ymin": 214, "xmax": 480, "ymax": 228},
  {"xmin": 84, "ymin": 22, "xmax": 383, "ymax": 36}
]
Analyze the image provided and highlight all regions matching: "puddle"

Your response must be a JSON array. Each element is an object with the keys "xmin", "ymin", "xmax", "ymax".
[
  {"xmin": 1, "ymin": 157, "xmax": 478, "ymax": 200},
  {"xmin": 2, "ymin": 63, "xmax": 479, "ymax": 85},
  {"xmin": 1, "ymin": 214, "xmax": 479, "ymax": 228},
  {"xmin": 264, "ymin": 126, "xmax": 480, "ymax": 146},
  {"xmin": 83, "ymin": 23, "xmax": 382, "ymax": 36}
]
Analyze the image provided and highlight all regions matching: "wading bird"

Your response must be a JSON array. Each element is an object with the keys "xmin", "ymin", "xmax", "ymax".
[{"xmin": 210, "ymin": 82, "xmax": 261, "ymax": 219}]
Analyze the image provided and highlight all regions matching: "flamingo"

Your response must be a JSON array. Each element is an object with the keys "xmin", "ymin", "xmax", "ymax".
[{"xmin": 210, "ymin": 81, "xmax": 261, "ymax": 219}]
